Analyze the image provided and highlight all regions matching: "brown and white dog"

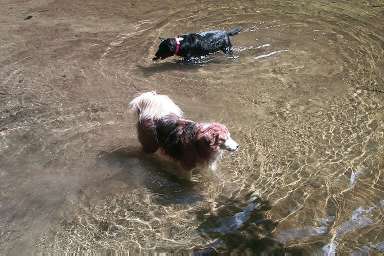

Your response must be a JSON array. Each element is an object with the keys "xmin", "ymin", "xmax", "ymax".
[{"xmin": 129, "ymin": 91, "xmax": 239, "ymax": 179}]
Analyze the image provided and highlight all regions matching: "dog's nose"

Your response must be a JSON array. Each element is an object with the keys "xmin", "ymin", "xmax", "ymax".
[
  {"xmin": 224, "ymin": 138, "xmax": 239, "ymax": 152},
  {"xmin": 232, "ymin": 143, "xmax": 240, "ymax": 152}
]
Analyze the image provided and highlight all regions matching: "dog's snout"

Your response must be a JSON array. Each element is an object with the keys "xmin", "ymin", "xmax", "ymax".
[{"xmin": 223, "ymin": 137, "xmax": 239, "ymax": 152}]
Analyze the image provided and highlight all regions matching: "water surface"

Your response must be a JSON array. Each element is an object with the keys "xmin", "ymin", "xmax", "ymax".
[{"xmin": 0, "ymin": 0, "xmax": 383, "ymax": 255}]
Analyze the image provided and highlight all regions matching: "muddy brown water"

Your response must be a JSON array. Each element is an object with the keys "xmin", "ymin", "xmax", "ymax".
[{"xmin": 1, "ymin": 0, "xmax": 384, "ymax": 255}]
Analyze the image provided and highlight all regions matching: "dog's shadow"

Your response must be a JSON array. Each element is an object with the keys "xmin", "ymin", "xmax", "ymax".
[
  {"xmin": 194, "ymin": 194, "xmax": 307, "ymax": 255},
  {"xmin": 136, "ymin": 57, "xmax": 219, "ymax": 76},
  {"xmin": 97, "ymin": 146, "xmax": 204, "ymax": 205}
]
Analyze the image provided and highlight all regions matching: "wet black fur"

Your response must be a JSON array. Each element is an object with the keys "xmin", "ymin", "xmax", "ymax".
[{"xmin": 153, "ymin": 27, "xmax": 241, "ymax": 61}]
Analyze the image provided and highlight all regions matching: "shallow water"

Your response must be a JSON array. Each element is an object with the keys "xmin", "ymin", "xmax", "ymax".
[{"xmin": 0, "ymin": 0, "xmax": 383, "ymax": 255}]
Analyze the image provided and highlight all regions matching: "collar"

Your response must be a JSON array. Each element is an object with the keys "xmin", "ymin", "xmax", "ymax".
[{"xmin": 175, "ymin": 37, "xmax": 183, "ymax": 55}]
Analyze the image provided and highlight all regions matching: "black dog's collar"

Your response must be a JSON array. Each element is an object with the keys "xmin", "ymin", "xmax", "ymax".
[{"xmin": 175, "ymin": 37, "xmax": 183, "ymax": 55}]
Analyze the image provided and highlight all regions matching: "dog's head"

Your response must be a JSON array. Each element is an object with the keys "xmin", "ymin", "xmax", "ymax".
[
  {"xmin": 153, "ymin": 38, "xmax": 175, "ymax": 61},
  {"xmin": 129, "ymin": 91, "xmax": 157, "ymax": 115},
  {"xmin": 196, "ymin": 123, "xmax": 239, "ymax": 153}
]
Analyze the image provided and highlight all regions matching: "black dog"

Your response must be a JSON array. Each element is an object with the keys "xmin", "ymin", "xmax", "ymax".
[{"xmin": 153, "ymin": 27, "xmax": 241, "ymax": 61}]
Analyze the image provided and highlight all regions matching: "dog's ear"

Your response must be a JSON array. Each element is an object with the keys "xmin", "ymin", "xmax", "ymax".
[
  {"xmin": 206, "ymin": 132, "xmax": 219, "ymax": 147},
  {"xmin": 196, "ymin": 126, "xmax": 220, "ymax": 152},
  {"xmin": 196, "ymin": 123, "xmax": 231, "ymax": 152},
  {"xmin": 159, "ymin": 37, "xmax": 166, "ymax": 42}
]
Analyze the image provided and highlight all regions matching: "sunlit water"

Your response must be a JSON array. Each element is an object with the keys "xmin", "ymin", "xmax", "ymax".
[{"xmin": 0, "ymin": 0, "xmax": 383, "ymax": 255}]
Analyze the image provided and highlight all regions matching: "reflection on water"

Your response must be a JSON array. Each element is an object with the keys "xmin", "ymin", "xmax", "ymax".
[{"xmin": 0, "ymin": 0, "xmax": 383, "ymax": 255}]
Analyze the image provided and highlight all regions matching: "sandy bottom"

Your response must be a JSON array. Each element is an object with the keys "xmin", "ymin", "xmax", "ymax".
[{"xmin": 0, "ymin": 0, "xmax": 383, "ymax": 255}]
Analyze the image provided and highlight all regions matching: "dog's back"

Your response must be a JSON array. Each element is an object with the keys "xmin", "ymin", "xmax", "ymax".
[
  {"xmin": 197, "ymin": 27, "xmax": 241, "ymax": 38},
  {"xmin": 155, "ymin": 115, "xmax": 198, "ymax": 167},
  {"xmin": 153, "ymin": 27, "xmax": 241, "ymax": 60},
  {"xmin": 182, "ymin": 28, "xmax": 241, "ymax": 54},
  {"xmin": 129, "ymin": 91, "xmax": 183, "ymax": 120},
  {"xmin": 130, "ymin": 92, "xmax": 184, "ymax": 154}
]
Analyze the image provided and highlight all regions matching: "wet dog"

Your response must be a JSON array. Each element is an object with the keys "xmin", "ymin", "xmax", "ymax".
[
  {"xmin": 152, "ymin": 27, "xmax": 241, "ymax": 61},
  {"xmin": 130, "ymin": 91, "xmax": 239, "ymax": 179}
]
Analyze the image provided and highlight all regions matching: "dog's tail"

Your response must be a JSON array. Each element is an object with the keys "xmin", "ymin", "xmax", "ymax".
[
  {"xmin": 226, "ymin": 27, "xmax": 241, "ymax": 36},
  {"xmin": 129, "ymin": 91, "xmax": 183, "ymax": 120},
  {"xmin": 129, "ymin": 91, "xmax": 157, "ymax": 115}
]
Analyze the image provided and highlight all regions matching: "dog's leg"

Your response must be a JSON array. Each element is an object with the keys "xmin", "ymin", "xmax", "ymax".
[
  {"xmin": 182, "ymin": 56, "xmax": 193, "ymax": 64},
  {"xmin": 137, "ymin": 120, "xmax": 159, "ymax": 153},
  {"xmin": 209, "ymin": 159, "xmax": 219, "ymax": 171},
  {"xmin": 209, "ymin": 161, "xmax": 220, "ymax": 174},
  {"xmin": 208, "ymin": 151, "xmax": 223, "ymax": 171},
  {"xmin": 222, "ymin": 46, "xmax": 233, "ymax": 54},
  {"xmin": 222, "ymin": 36, "xmax": 234, "ymax": 55}
]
